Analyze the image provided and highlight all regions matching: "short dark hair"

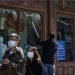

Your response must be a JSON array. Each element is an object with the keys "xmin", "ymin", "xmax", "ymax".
[{"xmin": 49, "ymin": 32, "xmax": 55, "ymax": 39}]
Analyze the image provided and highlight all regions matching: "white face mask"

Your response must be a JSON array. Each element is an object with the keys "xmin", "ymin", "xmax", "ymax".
[
  {"xmin": 8, "ymin": 40, "xmax": 16, "ymax": 48},
  {"xmin": 27, "ymin": 52, "xmax": 34, "ymax": 59}
]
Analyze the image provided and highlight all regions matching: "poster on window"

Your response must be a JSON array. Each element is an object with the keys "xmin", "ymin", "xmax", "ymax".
[{"xmin": 57, "ymin": 40, "xmax": 65, "ymax": 61}]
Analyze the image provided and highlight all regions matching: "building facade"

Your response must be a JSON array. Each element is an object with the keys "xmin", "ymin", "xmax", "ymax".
[{"xmin": 0, "ymin": 0, "xmax": 75, "ymax": 75}]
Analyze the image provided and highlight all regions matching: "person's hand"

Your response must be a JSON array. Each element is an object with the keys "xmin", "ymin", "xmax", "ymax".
[
  {"xmin": 37, "ymin": 58, "xmax": 41, "ymax": 62},
  {"xmin": 36, "ymin": 35, "xmax": 40, "ymax": 40},
  {"xmin": 2, "ymin": 58, "xmax": 10, "ymax": 64}
]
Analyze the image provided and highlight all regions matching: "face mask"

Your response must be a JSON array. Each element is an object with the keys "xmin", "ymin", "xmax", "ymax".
[
  {"xmin": 27, "ymin": 52, "xmax": 34, "ymax": 59},
  {"xmin": 8, "ymin": 40, "xmax": 16, "ymax": 48}
]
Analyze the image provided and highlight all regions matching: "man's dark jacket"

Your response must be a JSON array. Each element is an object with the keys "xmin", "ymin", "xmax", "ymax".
[{"xmin": 37, "ymin": 38, "xmax": 58, "ymax": 64}]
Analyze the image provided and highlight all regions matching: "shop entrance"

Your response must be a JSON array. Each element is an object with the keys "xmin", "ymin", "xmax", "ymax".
[{"xmin": 56, "ymin": 14, "xmax": 75, "ymax": 75}]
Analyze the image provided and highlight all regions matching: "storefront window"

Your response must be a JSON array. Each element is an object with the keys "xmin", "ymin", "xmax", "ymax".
[
  {"xmin": 0, "ymin": 8, "xmax": 43, "ymax": 57},
  {"xmin": 19, "ymin": 11, "xmax": 43, "ymax": 55},
  {"xmin": 56, "ymin": 15, "xmax": 74, "ymax": 61},
  {"xmin": 56, "ymin": 0, "xmax": 75, "ymax": 8},
  {"xmin": 0, "ymin": 8, "xmax": 18, "ymax": 44}
]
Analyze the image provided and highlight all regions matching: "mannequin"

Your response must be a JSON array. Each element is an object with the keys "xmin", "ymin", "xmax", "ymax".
[{"xmin": 0, "ymin": 36, "xmax": 7, "ymax": 62}]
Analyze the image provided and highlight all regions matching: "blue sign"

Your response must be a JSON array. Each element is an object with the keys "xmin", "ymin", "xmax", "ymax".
[{"xmin": 57, "ymin": 40, "xmax": 65, "ymax": 60}]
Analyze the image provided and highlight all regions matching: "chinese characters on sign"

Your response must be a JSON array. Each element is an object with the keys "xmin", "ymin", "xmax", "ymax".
[{"xmin": 57, "ymin": 40, "xmax": 65, "ymax": 61}]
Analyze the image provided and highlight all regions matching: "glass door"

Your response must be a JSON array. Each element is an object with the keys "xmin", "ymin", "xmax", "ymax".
[{"xmin": 56, "ymin": 15, "xmax": 74, "ymax": 61}]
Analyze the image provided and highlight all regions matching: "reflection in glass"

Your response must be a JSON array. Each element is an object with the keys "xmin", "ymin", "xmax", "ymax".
[
  {"xmin": 19, "ymin": 12, "xmax": 42, "ymax": 50},
  {"xmin": 0, "ymin": 8, "xmax": 18, "ymax": 45},
  {"xmin": 57, "ymin": 16, "xmax": 74, "ymax": 61},
  {"xmin": 0, "ymin": 8, "xmax": 43, "ymax": 57},
  {"xmin": 0, "ymin": 8, "xmax": 17, "ymax": 33}
]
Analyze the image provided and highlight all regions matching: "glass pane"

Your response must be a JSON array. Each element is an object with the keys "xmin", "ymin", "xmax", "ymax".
[
  {"xmin": 0, "ymin": 8, "xmax": 18, "ymax": 44},
  {"xmin": 56, "ymin": 0, "xmax": 75, "ymax": 8},
  {"xmin": 0, "ymin": 8, "xmax": 18, "ymax": 61},
  {"xmin": 0, "ymin": 8, "xmax": 43, "ymax": 58},
  {"xmin": 19, "ymin": 11, "xmax": 43, "ymax": 56},
  {"xmin": 64, "ymin": 0, "xmax": 75, "ymax": 8},
  {"xmin": 56, "ymin": 15, "xmax": 74, "ymax": 61}
]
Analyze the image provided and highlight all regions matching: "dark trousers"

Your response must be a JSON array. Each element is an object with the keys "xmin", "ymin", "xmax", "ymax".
[{"xmin": 43, "ymin": 64, "xmax": 55, "ymax": 75}]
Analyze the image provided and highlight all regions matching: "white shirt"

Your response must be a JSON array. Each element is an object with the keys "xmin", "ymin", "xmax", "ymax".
[{"xmin": 16, "ymin": 47, "xmax": 24, "ymax": 58}]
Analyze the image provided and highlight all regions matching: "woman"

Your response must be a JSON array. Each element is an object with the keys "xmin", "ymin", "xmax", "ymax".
[
  {"xmin": 16, "ymin": 38, "xmax": 24, "ymax": 58},
  {"xmin": 26, "ymin": 47, "xmax": 43, "ymax": 75},
  {"xmin": 9, "ymin": 33, "xmax": 24, "ymax": 58}
]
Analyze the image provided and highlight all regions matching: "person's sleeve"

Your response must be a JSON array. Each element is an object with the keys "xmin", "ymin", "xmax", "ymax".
[
  {"xmin": 38, "ymin": 61, "xmax": 44, "ymax": 75},
  {"xmin": 3, "ymin": 50, "xmax": 8, "ymax": 59},
  {"xmin": 37, "ymin": 37, "xmax": 45, "ymax": 45},
  {"xmin": 9, "ymin": 61, "xmax": 17, "ymax": 68},
  {"xmin": 16, "ymin": 47, "xmax": 24, "ymax": 58},
  {"xmin": 17, "ymin": 51, "xmax": 23, "ymax": 63},
  {"xmin": 37, "ymin": 57, "xmax": 44, "ymax": 70},
  {"xmin": 20, "ymin": 47, "xmax": 24, "ymax": 58}
]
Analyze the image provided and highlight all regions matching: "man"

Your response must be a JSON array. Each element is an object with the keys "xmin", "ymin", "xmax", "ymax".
[{"xmin": 37, "ymin": 32, "xmax": 58, "ymax": 75}]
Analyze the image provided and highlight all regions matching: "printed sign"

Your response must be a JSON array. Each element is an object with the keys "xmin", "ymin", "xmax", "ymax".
[{"xmin": 57, "ymin": 40, "xmax": 65, "ymax": 60}]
